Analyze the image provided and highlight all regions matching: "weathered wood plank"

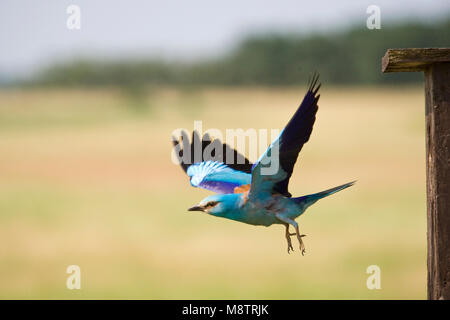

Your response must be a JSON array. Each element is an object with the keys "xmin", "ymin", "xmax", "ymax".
[
  {"xmin": 382, "ymin": 48, "xmax": 450, "ymax": 299},
  {"xmin": 425, "ymin": 62, "xmax": 450, "ymax": 300},
  {"xmin": 382, "ymin": 48, "xmax": 450, "ymax": 73}
]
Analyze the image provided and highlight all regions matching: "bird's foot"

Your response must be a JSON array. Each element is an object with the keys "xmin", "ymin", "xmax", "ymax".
[
  {"xmin": 297, "ymin": 235, "xmax": 306, "ymax": 256},
  {"xmin": 286, "ymin": 233, "xmax": 306, "ymax": 254},
  {"xmin": 285, "ymin": 225, "xmax": 306, "ymax": 254},
  {"xmin": 287, "ymin": 243, "xmax": 294, "ymax": 254},
  {"xmin": 286, "ymin": 237, "xmax": 294, "ymax": 254}
]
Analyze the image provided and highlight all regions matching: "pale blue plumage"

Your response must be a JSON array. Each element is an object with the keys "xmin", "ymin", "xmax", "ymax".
[
  {"xmin": 174, "ymin": 74, "xmax": 355, "ymax": 254},
  {"xmin": 187, "ymin": 161, "xmax": 251, "ymax": 194}
]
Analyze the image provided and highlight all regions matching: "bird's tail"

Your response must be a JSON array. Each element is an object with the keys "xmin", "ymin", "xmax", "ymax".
[{"xmin": 292, "ymin": 181, "xmax": 356, "ymax": 207}]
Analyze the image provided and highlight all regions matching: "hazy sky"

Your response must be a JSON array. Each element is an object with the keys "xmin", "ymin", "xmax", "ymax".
[{"xmin": 1, "ymin": 0, "xmax": 449, "ymax": 77}]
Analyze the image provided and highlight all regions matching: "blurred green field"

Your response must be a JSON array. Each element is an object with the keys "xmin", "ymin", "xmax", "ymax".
[{"xmin": 0, "ymin": 85, "xmax": 426, "ymax": 299}]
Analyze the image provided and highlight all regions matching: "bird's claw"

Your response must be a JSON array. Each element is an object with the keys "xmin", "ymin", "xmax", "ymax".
[
  {"xmin": 296, "ymin": 231, "xmax": 306, "ymax": 256},
  {"xmin": 287, "ymin": 243, "xmax": 294, "ymax": 254},
  {"xmin": 285, "ymin": 227, "xmax": 306, "ymax": 255},
  {"xmin": 298, "ymin": 238, "xmax": 306, "ymax": 255}
]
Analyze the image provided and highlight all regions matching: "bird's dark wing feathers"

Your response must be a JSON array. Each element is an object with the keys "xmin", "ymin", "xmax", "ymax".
[
  {"xmin": 273, "ymin": 73, "xmax": 321, "ymax": 197},
  {"xmin": 172, "ymin": 130, "xmax": 253, "ymax": 174},
  {"xmin": 173, "ymin": 74, "xmax": 319, "ymax": 197}
]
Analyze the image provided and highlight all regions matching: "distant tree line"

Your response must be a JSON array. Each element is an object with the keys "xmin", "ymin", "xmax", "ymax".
[{"xmin": 31, "ymin": 19, "xmax": 449, "ymax": 87}]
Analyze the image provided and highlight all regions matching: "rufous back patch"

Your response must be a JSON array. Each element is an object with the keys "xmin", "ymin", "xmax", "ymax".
[{"xmin": 233, "ymin": 184, "xmax": 251, "ymax": 193}]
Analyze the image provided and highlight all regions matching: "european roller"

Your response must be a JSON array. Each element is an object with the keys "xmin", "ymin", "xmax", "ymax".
[{"xmin": 172, "ymin": 74, "xmax": 355, "ymax": 254}]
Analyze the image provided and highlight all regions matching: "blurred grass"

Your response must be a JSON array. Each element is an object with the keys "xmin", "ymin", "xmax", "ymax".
[{"xmin": 0, "ymin": 85, "xmax": 426, "ymax": 299}]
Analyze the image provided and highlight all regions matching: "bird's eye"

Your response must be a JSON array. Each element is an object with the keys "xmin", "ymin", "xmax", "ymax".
[{"xmin": 206, "ymin": 201, "xmax": 219, "ymax": 208}]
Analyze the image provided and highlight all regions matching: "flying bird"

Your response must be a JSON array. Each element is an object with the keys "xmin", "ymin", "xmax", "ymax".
[{"xmin": 172, "ymin": 74, "xmax": 355, "ymax": 254}]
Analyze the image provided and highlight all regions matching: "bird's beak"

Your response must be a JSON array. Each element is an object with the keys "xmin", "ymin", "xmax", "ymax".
[{"xmin": 188, "ymin": 205, "xmax": 204, "ymax": 212}]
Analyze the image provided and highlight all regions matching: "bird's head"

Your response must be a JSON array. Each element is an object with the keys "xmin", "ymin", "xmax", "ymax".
[{"xmin": 188, "ymin": 194, "xmax": 240, "ymax": 216}]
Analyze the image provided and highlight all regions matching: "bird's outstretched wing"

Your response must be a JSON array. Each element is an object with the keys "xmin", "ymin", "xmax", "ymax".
[
  {"xmin": 249, "ymin": 73, "xmax": 321, "ymax": 198},
  {"xmin": 172, "ymin": 131, "xmax": 252, "ymax": 193}
]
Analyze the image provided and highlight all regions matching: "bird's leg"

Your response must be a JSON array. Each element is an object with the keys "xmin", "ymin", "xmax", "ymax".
[
  {"xmin": 284, "ymin": 224, "xmax": 294, "ymax": 254},
  {"xmin": 276, "ymin": 214, "xmax": 306, "ymax": 255},
  {"xmin": 295, "ymin": 224, "xmax": 306, "ymax": 256}
]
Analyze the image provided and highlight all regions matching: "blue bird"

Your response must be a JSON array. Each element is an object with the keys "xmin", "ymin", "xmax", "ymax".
[{"xmin": 172, "ymin": 74, "xmax": 355, "ymax": 254}]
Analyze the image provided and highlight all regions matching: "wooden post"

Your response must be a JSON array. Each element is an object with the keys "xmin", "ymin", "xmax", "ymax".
[{"xmin": 382, "ymin": 48, "xmax": 450, "ymax": 300}]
